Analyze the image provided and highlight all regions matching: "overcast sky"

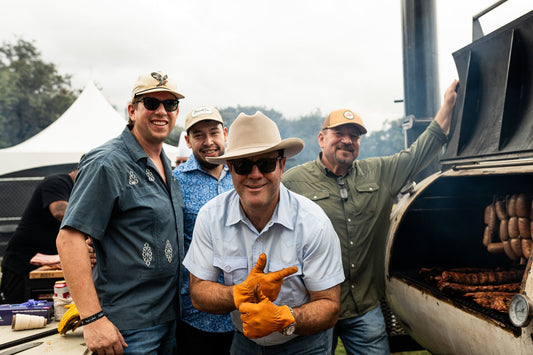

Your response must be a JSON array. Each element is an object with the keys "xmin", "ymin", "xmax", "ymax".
[{"xmin": 1, "ymin": 0, "xmax": 531, "ymax": 133}]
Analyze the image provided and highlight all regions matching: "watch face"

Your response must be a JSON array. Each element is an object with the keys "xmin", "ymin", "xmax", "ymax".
[
  {"xmin": 509, "ymin": 294, "xmax": 531, "ymax": 327},
  {"xmin": 282, "ymin": 323, "xmax": 296, "ymax": 336}
]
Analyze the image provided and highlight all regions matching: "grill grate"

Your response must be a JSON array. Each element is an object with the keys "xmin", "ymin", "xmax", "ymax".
[{"xmin": 393, "ymin": 271, "xmax": 519, "ymax": 330}]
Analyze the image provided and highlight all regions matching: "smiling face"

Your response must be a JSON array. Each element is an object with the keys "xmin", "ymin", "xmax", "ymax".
[
  {"xmin": 228, "ymin": 151, "xmax": 286, "ymax": 222},
  {"xmin": 128, "ymin": 91, "xmax": 179, "ymax": 148},
  {"xmin": 318, "ymin": 124, "xmax": 361, "ymax": 175},
  {"xmin": 185, "ymin": 120, "xmax": 227, "ymax": 173}
]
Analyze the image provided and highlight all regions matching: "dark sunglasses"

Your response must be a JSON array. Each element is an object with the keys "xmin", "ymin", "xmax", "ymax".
[
  {"xmin": 135, "ymin": 97, "xmax": 179, "ymax": 112},
  {"xmin": 336, "ymin": 176, "xmax": 348, "ymax": 200},
  {"xmin": 230, "ymin": 157, "xmax": 282, "ymax": 175}
]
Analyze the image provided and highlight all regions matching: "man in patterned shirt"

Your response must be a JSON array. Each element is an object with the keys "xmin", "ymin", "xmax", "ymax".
[
  {"xmin": 172, "ymin": 106, "xmax": 234, "ymax": 354},
  {"xmin": 57, "ymin": 71, "xmax": 185, "ymax": 354}
]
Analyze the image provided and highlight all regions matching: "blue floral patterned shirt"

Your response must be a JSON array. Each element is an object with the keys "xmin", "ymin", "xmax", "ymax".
[{"xmin": 172, "ymin": 154, "xmax": 234, "ymax": 332}]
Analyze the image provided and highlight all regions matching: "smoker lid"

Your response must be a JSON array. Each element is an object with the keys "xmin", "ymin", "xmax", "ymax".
[{"xmin": 440, "ymin": 10, "xmax": 533, "ymax": 167}]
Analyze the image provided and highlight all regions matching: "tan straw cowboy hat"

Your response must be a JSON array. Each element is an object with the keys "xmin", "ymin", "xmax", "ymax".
[{"xmin": 206, "ymin": 111, "xmax": 304, "ymax": 164}]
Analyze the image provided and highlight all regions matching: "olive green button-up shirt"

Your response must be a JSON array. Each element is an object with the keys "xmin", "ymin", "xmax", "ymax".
[{"xmin": 282, "ymin": 120, "xmax": 447, "ymax": 319}]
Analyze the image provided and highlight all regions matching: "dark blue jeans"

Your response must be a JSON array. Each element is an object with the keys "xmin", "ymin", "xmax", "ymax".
[
  {"xmin": 231, "ymin": 328, "xmax": 332, "ymax": 355},
  {"xmin": 121, "ymin": 320, "xmax": 176, "ymax": 355},
  {"xmin": 333, "ymin": 304, "xmax": 390, "ymax": 355}
]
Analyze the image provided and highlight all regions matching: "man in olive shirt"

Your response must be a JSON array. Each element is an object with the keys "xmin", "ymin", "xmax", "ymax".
[{"xmin": 282, "ymin": 80, "xmax": 458, "ymax": 355}]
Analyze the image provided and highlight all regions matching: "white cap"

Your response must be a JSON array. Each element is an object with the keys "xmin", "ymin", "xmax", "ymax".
[{"xmin": 176, "ymin": 131, "xmax": 192, "ymax": 157}]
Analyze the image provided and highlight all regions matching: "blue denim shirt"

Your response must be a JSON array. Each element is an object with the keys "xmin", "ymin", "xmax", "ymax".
[
  {"xmin": 173, "ymin": 154, "xmax": 234, "ymax": 332},
  {"xmin": 62, "ymin": 127, "xmax": 184, "ymax": 331}
]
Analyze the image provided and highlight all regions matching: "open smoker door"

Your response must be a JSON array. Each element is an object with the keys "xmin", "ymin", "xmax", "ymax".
[
  {"xmin": 441, "ymin": 10, "xmax": 533, "ymax": 168},
  {"xmin": 385, "ymin": 10, "xmax": 533, "ymax": 355}
]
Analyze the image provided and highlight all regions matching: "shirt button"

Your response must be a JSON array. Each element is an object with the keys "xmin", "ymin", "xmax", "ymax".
[
  {"xmin": 256, "ymin": 238, "xmax": 260, "ymax": 242},
  {"xmin": 313, "ymin": 195, "xmax": 317, "ymax": 199},
  {"xmin": 351, "ymin": 264, "xmax": 355, "ymax": 268},
  {"xmin": 369, "ymin": 187, "xmax": 373, "ymax": 191},
  {"xmin": 225, "ymin": 266, "xmax": 230, "ymax": 271},
  {"xmin": 350, "ymin": 241, "xmax": 354, "ymax": 245},
  {"xmin": 347, "ymin": 218, "xmax": 351, "ymax": 222},
  {"xmin": 351, "ymin": 284, "xmax": 355, "ymax": 289}
]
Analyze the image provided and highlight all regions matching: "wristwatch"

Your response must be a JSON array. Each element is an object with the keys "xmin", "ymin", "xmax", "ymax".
[{"xmin": 281, "ymin": 307, "xmax": 296, "ymax": 336}]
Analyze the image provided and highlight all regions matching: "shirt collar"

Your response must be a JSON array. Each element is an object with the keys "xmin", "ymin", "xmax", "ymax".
[
  {"xmin": 180, "ymin": 154, "xmax": 229, "ymax": 177},
  {"xmin": 225, "ymin": 184, "xmax": 293, "ymax": 232},
  {"xmin": 316, "ymin": 152, "xmax": 353, "ymax": 178},
  {"xmin": 121, "ymin": 126, "xmax": 147, "ymax": 163},
  {"xmin": 120, "ymin": 126, "xmax": 172, "ymax": 172}
]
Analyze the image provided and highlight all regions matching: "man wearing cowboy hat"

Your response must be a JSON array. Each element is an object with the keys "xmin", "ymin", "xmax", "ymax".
[
  {"xmin": 183, "ymin": 111, "xmax": 345, "ymax": 354},
  {"xmin": 282, "ymin": 80, "xmax": 459, "ymax": 355},
  {"xmin": 57, "ymin": 70, "xmax": 185, "ymax": 354}
]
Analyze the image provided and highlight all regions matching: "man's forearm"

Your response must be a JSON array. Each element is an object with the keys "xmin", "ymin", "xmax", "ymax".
[
  {"xmin": 49, "ymin": 201, "xmax": 68, "ymax": 222},
  {"xmin": 189, "ymin": 273, "xmax": 235, "ymax": 314},
  {"xmin": 293, "ymin": 285, "xmax": 341, "ymax": 335},
  {"xmin": 56, "ymin": 227, "xmax": 101, "ymax": 319},
  {"xmin": 434, "ymin": 79, "xmax": 459, "ymax": 135}
]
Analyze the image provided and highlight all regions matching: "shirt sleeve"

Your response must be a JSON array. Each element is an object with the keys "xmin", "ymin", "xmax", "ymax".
[
  {"xmin": 61, "ymin": 162, "xmax": 119, "ymax": 240},
  {"xmin": 382, "ymin": 120, "xmax": 448, "ymax": 195},
  {"xmin": 301, "ymin": 215, "xmax": 345, "ymax": 292},
  {"xmin": 182, "ymin": 205, "xmax": 220, "ymax": 282},
  {"xmin": 40, "ymin": 176, "xmax": 70, "ymax": 209}
]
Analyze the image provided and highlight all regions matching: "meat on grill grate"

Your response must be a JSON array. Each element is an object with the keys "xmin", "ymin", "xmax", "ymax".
[
  {"xmin": 437, "ymin": 281, "xmax": 520, "ymax": 295},
  {"xmin": 419, "ymin": 267, "xmax": 524, "ymax": 313},
  {"xmin": 440, "ymin": 269, "xmax": 523, "ymax": 285},
  {"xmin": 462, "ymin": 292, "xmax": 515, "ymax": 313}
]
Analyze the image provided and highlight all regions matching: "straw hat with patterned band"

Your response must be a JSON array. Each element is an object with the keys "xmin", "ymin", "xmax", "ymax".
[
  {"xmin": 131, "ymin": 70, "xmax": 185, "ymax": 101},
  {"xmin": 322, "ymin": 109, "xmax": 367, "ymax": 135},
  {"xmin": 185, "ymin": 106, "xmax": 224, "ymax": 131},
  {"xmin": 206, "ymin": 111, "xmax": 304, "ymax": 164}
]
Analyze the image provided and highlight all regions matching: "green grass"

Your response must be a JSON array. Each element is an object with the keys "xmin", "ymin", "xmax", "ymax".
[
  {"xmin": 335, "ymin": 340, "xmax": 431, "ymax": 355},
  {"xmin": 335, "ymin": 340, "xmax": 347, "ymax": 355}
]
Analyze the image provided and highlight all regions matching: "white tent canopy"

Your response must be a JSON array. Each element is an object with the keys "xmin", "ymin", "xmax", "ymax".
[{"xmin": 0, "ymin": 82, "xmax": 181, "ymax": 176}]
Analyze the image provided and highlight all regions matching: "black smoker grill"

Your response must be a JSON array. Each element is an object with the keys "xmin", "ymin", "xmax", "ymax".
[{"xmin": 385, "ymin": 10, "xmax": 533, "ymax": 355}]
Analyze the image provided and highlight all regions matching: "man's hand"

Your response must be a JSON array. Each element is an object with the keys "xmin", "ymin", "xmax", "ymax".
[
  {"xmin": 86, "ymin": 237, "xmax": 96, "ymax": 268},
  {"xmin": 239, "ymin": 284, "xmax": 295, "ymax": 339},
  {"xmin": 84, "ymin": 317, "xmax": 128, "ymax": 355},
  {"xmin": 233, "ymin": 253, "xmax": 297, "ymax": 308},
  {"xmin": 434, "ymin": 79, "xmax": 459, "ymax": 135}
]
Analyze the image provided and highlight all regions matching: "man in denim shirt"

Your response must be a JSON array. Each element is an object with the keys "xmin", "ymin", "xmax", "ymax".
[
  {"xmin": 57, "ymin": 71, "xmax": 185, "ymax": 355},
  {"xmin": 172, "ymin": 106, "xmax": 234, "ymax": 354}
]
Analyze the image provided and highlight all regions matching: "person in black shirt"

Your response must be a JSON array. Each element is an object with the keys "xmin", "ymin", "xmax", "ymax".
[{"xmin": 1, "ymin": 168, "xmax": 77, "ymax": 303}]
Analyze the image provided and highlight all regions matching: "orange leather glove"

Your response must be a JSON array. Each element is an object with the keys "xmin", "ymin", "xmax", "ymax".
[
  {"xmin": 233, "ymin": 253, "xmax": 297, "ymax": 308},
  {"xmin": 239, "ymin": 284, "xmax": 295, "ymax": 339}
]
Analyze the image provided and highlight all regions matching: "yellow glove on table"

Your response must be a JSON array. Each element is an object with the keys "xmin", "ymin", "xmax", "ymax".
[
  {"xmin": 58, "ymin": 303, "xmax": 80, "ymax": 335},
  {"xmin": 233, "ymin": 253, "xmax": 297, "ymax": 308}
]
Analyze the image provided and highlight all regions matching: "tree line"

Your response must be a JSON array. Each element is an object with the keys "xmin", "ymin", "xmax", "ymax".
[
  {"xmin": 0, "ymin": 38, "xmax": 405, "ymax": 170},
  {"xmin": 0, "ymin": 38, "xmax": 78, "ymax": 148}
]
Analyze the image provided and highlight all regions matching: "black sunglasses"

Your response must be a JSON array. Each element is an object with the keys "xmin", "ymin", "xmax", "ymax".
[
  {"xmin": 336, "ymin": 176, "xmax": 348, "ymax": 200},
  {"xmin": 135, "ymin": 97, "xmax": 179, "ymax": 112},
  {"xmin": 230, "ymin": 157, "xmax": 282, "ymax": 175}
]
